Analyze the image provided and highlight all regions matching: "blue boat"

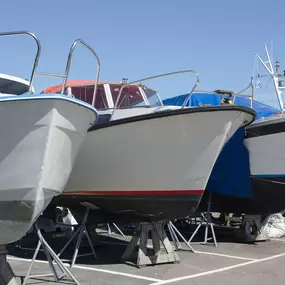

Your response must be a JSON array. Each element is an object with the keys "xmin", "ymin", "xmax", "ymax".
[{"xmin": 163, "ymin": 91, "xmax": 280, "ymax": 214}]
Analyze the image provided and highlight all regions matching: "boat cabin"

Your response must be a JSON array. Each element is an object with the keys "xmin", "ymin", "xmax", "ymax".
[
  {"xmin": 41, "ymin": 80, "xmax": 163, "ymax": 110},
  {"xmin": 0, "ymin": 73, "xmax": 33, "ymax": 95}
]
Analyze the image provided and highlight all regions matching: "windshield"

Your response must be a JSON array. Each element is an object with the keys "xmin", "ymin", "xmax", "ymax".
[
  {"xmin": 110, "ymin": 84, "xmax": 162, "ymax": 108},
  {"xmin": 138, "ymin": 86, "xmax": 162, "ymax": 107},
  {"xmin": 109, "ymin": 84, "xmax": 144, "ymax": 108}
]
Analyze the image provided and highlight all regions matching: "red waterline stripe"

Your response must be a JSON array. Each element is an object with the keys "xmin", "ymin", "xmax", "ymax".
[{"xmin": 62, "ymin": 190, "xmax": 204, "ymax": 196}]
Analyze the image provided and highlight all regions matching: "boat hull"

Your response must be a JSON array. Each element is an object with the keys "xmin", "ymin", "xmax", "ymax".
[
  {"xmin": 52, "ymin": 105, "xmax": 255, "ymax": 222},
  {"xmin": 242, "ymin": 116, "xmax": 285, "ymax": 214},
  {"xmin": 198, "ymin": 173, "xmax": 285, "ymax": 215},
  {"xmin": 0, "ymin": 95, "xmax": 96, "ymax": 244}
]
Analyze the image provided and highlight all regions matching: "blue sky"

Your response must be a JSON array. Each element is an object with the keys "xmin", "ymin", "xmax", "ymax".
[{"xmin": 0, "ymin": 0, "xmax": 284, "ymax": 105}]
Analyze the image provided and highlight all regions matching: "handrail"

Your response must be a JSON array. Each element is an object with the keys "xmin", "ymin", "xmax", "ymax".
[
  {"xmin": 0, "ymin": 31, "xmax": 41, "ymax": 94},
  {"xmin": 181, "ymin": 70, "xmax": 200, "ymax": 107},
  {"xmin": 0, "ymin": 31, "xmax": 101, "ymax": 104},
  {"xmin": 110, "ymin": 69, "xmax": 199, "ymax": 120},
  {"xmin": 60, "ymin": 39, "xmax": 101, "ymax": 107},
  {"xmin": 232, "ymin": 77, "xmax": 254, "ymax": 109}
]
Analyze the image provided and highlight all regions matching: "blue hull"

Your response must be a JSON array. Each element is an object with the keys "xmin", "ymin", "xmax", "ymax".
[{"xmin": 163, "ymin": 92, "xmax": 281, "ymax": 214}]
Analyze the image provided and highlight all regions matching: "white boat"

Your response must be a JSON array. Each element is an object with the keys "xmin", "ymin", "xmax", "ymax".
[
  {"xmin": 0, "ymin": 31, "xmax": 99, "ymax": 244},
  {"xmin": 47, "ymin": 72, "xmax": 256, "ymax": 222},
  {"xmin": 243, "ymin": 44, "xmax": 285, "ymax": 214}
]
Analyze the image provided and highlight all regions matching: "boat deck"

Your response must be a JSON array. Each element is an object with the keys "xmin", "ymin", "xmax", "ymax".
[{"xmin": 6, "ymin": 226, "xmax": 285, "ymax": 285}]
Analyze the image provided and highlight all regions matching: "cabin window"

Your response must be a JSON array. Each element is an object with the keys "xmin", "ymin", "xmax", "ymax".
[
  {"xmin": 109, "ymin": 84, "xmax": 145, "ymax": 108},
  {"xmin": 109, "ymin": 84, "xmax": 162, "ymax": 108},
  {"xmin": 140, "ymin": 87, "xmax": 162, "ymax": 107},
  {"xmin": 70, "ymin": 85, "xmax": 108, "ymax": 109}
]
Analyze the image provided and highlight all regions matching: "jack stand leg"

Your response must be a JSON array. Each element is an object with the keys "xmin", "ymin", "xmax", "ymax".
[
  {"xmin": 204, "ymin": 192, "xmax": 211, "ymax": 244},
  {"xmin": 121, "ymin": 225, "xmax": 141, "ymax": 261},
  {"xmin": 83, "ymin": 227, "xmax": 97, "ymax": 261},
  {"xmin": 168, "ymin": 221, "xmax": 196, "ymax": 253},
  {"xmin": 106, "ymin": 223, "xmax": 124, "ymax": 237},
  {"xmin": 210, "ymin": 217, "xmax": 218, "ymax": 246},
  {"xmin": 201, "ymin": 192, "xmax": 217, "ymax": 247},
  {"xmin": 107, "ymin": 224, "xmax": 112, "ymax": 236},
  {"xmin": 167, "ymin": 222, "xmax": 181, "ymax": 251},
  {"xmin": 188, "ymin": 193, "xmax": 218, "ymax": 247},
  {"xmin": 57, "ymin": 226, "xmax": 81, "ymax": 257},
  {"xmin": 200, "ymin": 213, "xmax": 217, "ymax": 247},
  {"xmin": 0, "ymin": 245, "xmax": 18, "ymax": 285},
  {"xmin": 204, "ymin": 213, "xmax": 209, "ymax": 244},
  {"xmin": 122, "ymin": 221, "xmax": 180, "ymax": 268},
  {"xmin": 57, "ymin": 207, "xmax": 96, "ymax": 268},
  {"xmin": 22, "ymin": 225, "xmax": 80, "ymax": 285},
  {"xmin": 188, "ymin": 222, "xmax": 202, "ymax": 243},
  {"xmin": 113, "ymin": 223, "xmax": 125, "ymax": 237},
  {"xmin": 70, "ymin": 226, "xmax": 85, "ymax": 268}
]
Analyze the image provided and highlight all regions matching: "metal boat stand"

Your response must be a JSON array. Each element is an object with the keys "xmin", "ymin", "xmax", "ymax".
[
  {"xmin": 22, "ymin": 224, "xmax": 80, "ymax": 285},
  {"xmin": 57, "ymin": 205, "xmax": 97, "ymax": 268},
  {"xmin": 106, "ymin": 223, "xmax": 125, "ymax": 237},
  {"xmin": 0, "ymin": 245, "xmax": 18, "ymax": 285},
  {"xmin": 188, "ymin": 193, "xmax": 218, "ymax": 247},
  {"xmin": 121, "ymin": 221, "xmax": 180, "ymax": 268},
  {"xmin": 167, "ymin": 221, "xmax": 196, "ymax": 253}
]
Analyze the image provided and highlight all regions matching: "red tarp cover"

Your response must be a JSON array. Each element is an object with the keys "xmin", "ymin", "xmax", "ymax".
[
  {"xmin": 41, "ymin": 80, "xmax": 145, "ymax": 109},
  {"xmin": 40, "ymin": 80, "xmax": 106, "ymax": 94}
]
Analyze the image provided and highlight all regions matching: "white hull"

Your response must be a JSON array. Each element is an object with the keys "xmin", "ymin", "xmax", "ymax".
[
  {"xmin": 62, "ymin": 106, "xmax": 255, "ymax": 220},
  {"xmin": 245, "ymin": 116, "xmax": 285, "ymax": 176},
  {"xmin": 243, "ymin": 115, "xmax": 285, "ymax": 213},
  {"xmin": 245, "ymin": 131, "xmax": 285, "ymax": 176},
  {"xmin": 0, "ymin": 96, "xmax": 96, "ymax": 244}
]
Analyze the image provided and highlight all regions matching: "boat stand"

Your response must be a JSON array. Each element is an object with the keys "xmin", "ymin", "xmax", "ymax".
[
  {"xmin": 22, "ymin": 224, "xmax": 80, "ymax": 285},
  {"xmin": 121, "ymin": 221, "xmax": 180, "ymax": 268},
  {"xmin": 106, "ymin": 223, "xmax": 125, "ymax": 237},
  {"xmin": 0, "ymin": 245, "xmax": 18, "ymax": 285},
  {"xmin": 167, "ymin": 221, "xmax": 196, "ymax": 253},
  {"xmin": 57, "ymin": 205, "xmax": 97, "ymax": 268},
  {"xmin": 188, "ymin": 193, "xmax": 218, "ymax": 247}
]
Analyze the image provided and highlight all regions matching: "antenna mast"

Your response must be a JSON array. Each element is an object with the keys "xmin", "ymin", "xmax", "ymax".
[{"xmin": 255, "ymin": 44, "xmax": 285, "ymax": 112}]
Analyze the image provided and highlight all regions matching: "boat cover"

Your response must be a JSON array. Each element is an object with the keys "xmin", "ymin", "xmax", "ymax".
[{"xmin": 163, "ymin": 93, "xmax": 280, "ymax": 198}]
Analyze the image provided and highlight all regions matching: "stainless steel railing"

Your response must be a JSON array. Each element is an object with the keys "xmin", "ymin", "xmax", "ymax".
[
  {"xmin": 0, "ymin": 31, "xmax": 41, "ymax": 94},
  {"xmin": 232, "ymin": 77, "xmax": 254, "ymax": 109},
  {"xmin": 0, "ymin": 31, "xmax": 101, "ymax": 107},
  {"xmin": 36, "ymin": 39, "xmax": 101, "ymax": 107},
  {"xmin": 110, "ymin": 69, "xmax": 199, "ymax": 120}
]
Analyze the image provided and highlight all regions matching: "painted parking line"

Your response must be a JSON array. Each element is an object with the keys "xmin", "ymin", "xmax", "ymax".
[
  {"xmin": 103, "ymin": 241, "xmax": 257, "ymax": 261},
  {"xmin": 8, "ymin": 256, "xmax": 162, "ymax": 283},
  {"xmin": 72, "ymin": 264, "xmax": 162, "ymax": 282},
  {"xmin": 195, "ymin": 251, "xmax": 258, "ymax": 261},
  {"xmin": 149, "ymin": 251, "xmax": 285, "ymax": 285}
]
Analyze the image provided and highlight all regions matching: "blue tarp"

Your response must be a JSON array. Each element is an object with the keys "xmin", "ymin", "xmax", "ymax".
[
  {"xmin": 163, "ymin": 93, "xmax": 279, "ymax": 120},
  {"xmin": 163, "ymin": 93, "xmax": 280, "ymax": 198}
]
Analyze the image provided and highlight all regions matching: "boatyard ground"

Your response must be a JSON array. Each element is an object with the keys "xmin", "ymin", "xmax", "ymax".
[{"xmin": 6, "ymin": 227, "xmax": 285, "ymax": 285}]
